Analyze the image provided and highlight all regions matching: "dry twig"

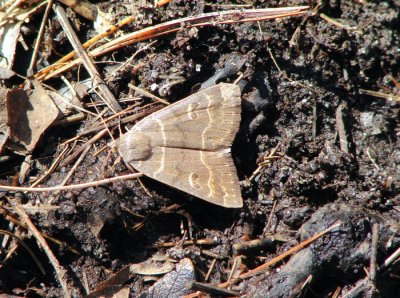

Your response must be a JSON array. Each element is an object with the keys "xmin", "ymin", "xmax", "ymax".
[
  {"xmin": 11, "ymin": 202, "xmax": 71, "ymax": 297},
  {"xmin": 0, "ymin": 229, "xmax": 46, "ymax": 274},
  {"xmin": 128, "ymin": 83, "xmax": 170, "ymax": 106},
  {"xmin": 370, "ymin": 223, "xmax": 379, "ymax": 282},
  {"xmin": 0, "ymin": 173, "xmax": 143, "ymax": 192},
  {"xmin": 184, "ymin": 221, "xmax": 341, "ymax": 298},
  {"xmin": 249, "ymin": 144, "xmax": 281, "ymax": 181},
  {"xmin": 28, "ymin": 0, "xmax": 53, "ymax": 75},
  {"xmin": 59, "ymin": 128, "xmax": 108, "ymax": 168},
  {"xmin": 360, "ymin": 89, "xmax": 400, "ymax": 102},
  {"xmin": 185, "ymin": 281, "xmax": 239, "ymax": 297},
  {"xmin": 0, "ymin": 205, "xmax": 79, "ymax": 254},
  {"xmin": 54, "ymin": 4, "xmax": 122, "ymax": 113},
  {"xmin": 336, "ymin": 102, "xmax": 350, "ymax": 154},
  {"xmin": 205, "ymin": 258, "xmax": 217, "ymax": 282},
  {"xmin": 37, "ymin": 6, "xmax": 309, "ymax": 81}
]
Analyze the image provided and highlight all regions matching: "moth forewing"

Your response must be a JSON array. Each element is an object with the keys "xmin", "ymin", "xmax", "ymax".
[{"xmin": 113, "ymin": 83, "xmax": 243, "ymax": 208}]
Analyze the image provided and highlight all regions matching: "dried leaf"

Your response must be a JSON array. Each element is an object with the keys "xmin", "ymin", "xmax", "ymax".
[
  {"xmin": 146, "ymin": 258, "xmax": 195, "ymax": 298},
  {"xmin": 0, "ymin": 2, "xmax": 46, "ymax": 68},
  {"xmin": 0, "ymin": 66, "xmax": 15, "ymax": 79},
  {"xmin": 130, "ymin": 260, "xmax": 175, "ymax": 276},
  {"xmin": 87, "ymin": 266, "xmax": 131, "ymax": 298},
  {"xmin": 110, "ymin": 287, "xmax": 130, "ymax": 298},
  {"xmin": 0, "ymin": 19, "xmax": 22, "ymax": 69},
  {"xmin": 6, "ymin": 80, "xmax": 59, "ymax": 154},
  {"xmin": 0, "ymin": 86, "xmax": 8, "ymax": 153}
]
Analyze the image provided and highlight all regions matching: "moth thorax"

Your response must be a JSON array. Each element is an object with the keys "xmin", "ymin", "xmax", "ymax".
[{"xmin": 121, "ymin": 132, "xmax": 152, "ymax": 162}]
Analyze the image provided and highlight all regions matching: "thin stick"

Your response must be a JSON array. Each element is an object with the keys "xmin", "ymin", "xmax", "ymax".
[
  {"xmin": 319, "ymin": 13, "xmax": 361, "ymax": 32},
  {"xmin": 37, "ymin": 6, "xmax": 309, "ymax": 81},
  {"xmin": 359, "ymin": 89, "xmax": 400, "ymax": 102},
  {"xmin": 65, "ymin": 144, "xmax": 91, "ymax": 185},
  {"xmin": 0, "ymin": 0, "xmax": 16, "ymax": 11},
  {"xmin": 59, "ymin": 128, "xmax": 108, "ymax": 168},
  {"xmin": 0, "ymin": 229, "xmax": 46, "ymax": 274},
  {"xmin": 228, "ymin": 256, "xmax": 242, "ymax": 281},
  {"xmin": 51, "ymin": 90, "xmax": 97, "ymax": 117},
  {"xmin": 205, "ymin": 258, "xmax": 217, "ymax": 282},
  {"xmin": 61, "ymin": 103, "xmax": 161, "ymax": 147},
  {"xmin": 106, "ymin": 41, "xmax": 157, "ymax": 81},
  {"xmin": 222, "ymin": 221, "xmax": 341, "ymax": 285},
  {"xmin": 366, "ymin": 147, "xmax": 380, "ymax": 171},
  {"xmin": 332, "ymin": 286, "xmax": 342, "ymax": 298},
  {"xmin": 4, "ymin": 0, "xmax": 28, "ymax": 14},
  {"xmin": 87, "ymin": 91, "xmax": 115, "ymax": 142},
  {"xmin": 265, "ymin": 194, "xmax": 277, "ymax": 233},
  {"xmin": 151, "ymin": 238, "xmax": 220, "ymax": 248},
  {"xmin": 35, "ymin": 15, "xmax": 136, "ymax": 79},
  {"xmin": 369, "ymin": 223, "xmax": 379, "ymax": 282},
  {"xmin": 185, "ymin": 281, "xmax": 239, "ymax": 297},
  {"xmin": 184, "ymin": 221, "xmax": 342, "ymax": 298},
  {"xmin": 128, "ymin": 83, "xmax": 170, "ymax": 105},
  {"xmin": 30, "ymin": 146, "xmax": 69, "ymax": 187},
  {"xmin": 381, "ymin": 240, "xmax": 400, "ymax": 270},
  {"xmin": 28, "ymin": 0, "xmax": 53, "ymax": 75},
  {"xmin": 0, "ymin": 173, "xmax": 143, "ymax": 192},
  {"xmin": 11, "ymin": 203, "xmax": 71, "ymax": 297},
  {"xmin": 48, "ymin": 145, "xmax": 91, "ymax": 203},
  {"xmin": 249, "ymin": 144, "xmax": 281, "ymax": 181},
  {"xmin": 336, "ymin": 102, "xmax": 350, "ymax": 154},
  {"xmin": 0, "ymin": 205, "xmax": 79, "ymax": 255},
  {"xmin": 54, "ymin": 4, "xmax": 122, "ymax": 113}
]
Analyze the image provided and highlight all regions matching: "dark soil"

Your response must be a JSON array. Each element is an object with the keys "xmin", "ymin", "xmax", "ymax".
[{"xmin": 1, "ymin": 0, "xmax": 400, "ymax": 297}]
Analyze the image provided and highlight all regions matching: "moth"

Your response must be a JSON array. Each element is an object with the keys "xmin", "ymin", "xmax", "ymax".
[{"xmin": 112, "ymin": 83, "xmax": 243, "ymax": 208}]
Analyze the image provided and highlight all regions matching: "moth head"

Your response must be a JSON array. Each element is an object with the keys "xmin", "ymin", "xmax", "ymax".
[{"xmin": 116, "ymin": 132, "xmax": 152, "ymax": 163}]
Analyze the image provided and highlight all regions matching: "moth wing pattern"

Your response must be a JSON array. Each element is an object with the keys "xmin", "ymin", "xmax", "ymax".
[
  {"xmin": 131, "ymin": 147, "xmax": 242, "ymax": 207},
  {"xmin": 116, "ymin": 83, "xmax": 243, "ymax": 208},
  {"xmin": 129, "ymin": 83, "xmax": 241, "ymax": 151}
]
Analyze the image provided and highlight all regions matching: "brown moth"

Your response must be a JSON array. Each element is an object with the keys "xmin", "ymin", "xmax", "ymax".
[{"xmin": 113, "ymin": 83, "xmax": 242, "ymax": 208}]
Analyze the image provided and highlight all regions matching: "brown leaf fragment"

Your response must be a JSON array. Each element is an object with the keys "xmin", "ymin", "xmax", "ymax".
[
  {"xmin": 0, "ymin": 2, "xmax": 47, "ymax": 69},
  {"xmin": 87, "ymin": 252, "xmax": 177, "ymax": 298},
  {"xmin": 146, "ymin": 258, "xmax": 195, "ymax": 298},
  {"xmin": 87, "ymin": 265, "xmax": 131, "ymax": 298},
  {"xmin": 5, "ymin": 80, "xmax": 59, "ymax": 154},
  {"xmin": 53, "ymin": 80, "xmax": 89, "ymax": 115},
  {"xmin": 130, "ymin": 260, "xmax": 175, "ymax": 276},
  {"xmin": 111, "ymin": 287, "xmax": 130, "ymax": 298},
  {"xmin": 88, "ymin": 211, "xmax": 109, "ymax": 238},
  {"xmin": 0, "ymin": 66, "xmax": 15, "ymax": 79},
  {"xmin": 0, "ymin": 86, "xmax": 8, "ymax": 154}
]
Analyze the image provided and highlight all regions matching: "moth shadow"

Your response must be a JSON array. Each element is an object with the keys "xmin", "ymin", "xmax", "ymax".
[{"xmin": 234, "ymin": 74, "xmax": 281, "ymax": 178}]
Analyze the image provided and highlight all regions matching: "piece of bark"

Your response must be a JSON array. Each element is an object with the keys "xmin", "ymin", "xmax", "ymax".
[{"xmin": 144, "ymin": 258, "xmax": 195, "ymax": 298}]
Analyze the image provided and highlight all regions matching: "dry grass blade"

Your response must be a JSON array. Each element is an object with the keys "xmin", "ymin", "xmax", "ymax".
[
  {"xmin": 0, "ymin": 205, "xmax": 79, "ymax": 255},
  {"xmin": 36, "ymin": 6, "xmax": 309, "ymax": 81},
  {"xmin": 0, "ymin": 229, "xmax": 46, "ymax": 274},
  {"xmin": 54, "ymin": 4, "xmax": 122, "ymax": 112},
  {"xmin": 11, "ymin": 202, "xmax": 71, "ymax": 298},
  {"xmin": 0, "ymin": 173, "xmax": 143, "ymax": 192}
]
